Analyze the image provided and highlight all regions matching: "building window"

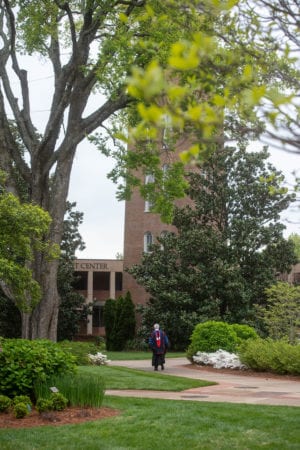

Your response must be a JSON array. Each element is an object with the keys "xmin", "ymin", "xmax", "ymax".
[
  {"xmin": 145, "ymin": 199, "xmax": 153, "ymax": 212},
  {"xmin": 93, "ymin": 303, "xmax": 105, "ymax": 327},
  {"xmin": 144, "ymin": 173, "xmax": 155, "ymax": 212},
  {"xmin": 93, "ymin": 272, "xmax": 110, "ymax": 290},
  {"xmin": 145, "ymin": 173, "xmax": 155, "ymax": 184},
  {"xmin": 144, "ymin": 231, "xmax": 153, "ymax": 253},
  {"xmin": 115, "ymin": 272, "xmax": 123, "ymax": 291}
]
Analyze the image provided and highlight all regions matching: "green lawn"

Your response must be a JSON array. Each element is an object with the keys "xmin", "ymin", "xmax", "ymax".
[
  {"xmin": 79, "ymin": 365, "xmax": 213, "ymax": 391},
  {"xmin": 1, "ymin": 397, "xmax": 299, "ymax": 449},
  {"xmin": 1, "ymin": 353, "xmax": 299, "ymax": 449},
  {"xmin": 105, "ymin": 351, "xmax": 187, "ymax": 360}
]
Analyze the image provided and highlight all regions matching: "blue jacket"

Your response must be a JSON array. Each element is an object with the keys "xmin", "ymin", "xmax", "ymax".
[{"xmin": 149, "ymin": 329, "xmax": 169, "ymax": 354}]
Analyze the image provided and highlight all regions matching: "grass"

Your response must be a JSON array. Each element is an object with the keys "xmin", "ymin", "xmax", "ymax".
[
  {"xmin": 34, "ymin": 372, "xmax": 105, "ymax": 408},
  {"xmin": 0, "ymin": 397, "xmax": 299, "ymax": 449},
  {"xmin": 105, "ymin": 351, "xmax": 187, "ymax": 360},
  {"xmin": 1, "ymin": 351, "xmax": 298, "ymax": 449},
  {"xmin": 79, "ymin": 365, "xmax": 214, "ymax": 391}
]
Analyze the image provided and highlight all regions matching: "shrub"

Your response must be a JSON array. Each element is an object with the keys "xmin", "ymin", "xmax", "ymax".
[
  {"xmin": 36, "ymin": 398, "xmax": 53, "ymax": 413},
  {"xmin": 58, "ymin": 340, "xmax": 104, "ymax": 365},
  {"xmin": 103, "ymin": 299, "xmax": 116, "ymax": 351},
  {"xmin": 13, "ymin": 395, "xmax": 32, "ymax": 408},
  {"xmin": 50, "ymin": 392, "xmax": 68, "ymax": 411},
  {"xmin": 238, "ymin": 338, "xmax": 300, "ymax": 375},
  {"xmin": 230, "ymin": 324, "xmax": 259, "ymax": 344},
  {"xmin": 0, "ymin": 338, "xmax": 76, "ymax": 397},
  {"xmin": 187, "ymin": 321, "xmax": 238, "ymax": 360},
  {"xmin": 34, "ymin": 372, "xmax": 105, "ymax": 408},
  {"xmin": 106, "ymin": 292, "xmax": 136, "ymax": 351},
  {"xmin": 36, "ymin": 393, "xmax": 68, "ymax": 413},
  {"xmin": 0, "ymin": 394, "xmax": 11, "ymax": 412},
  {"xmin": 13, "ymin": 402, "xmax": 29, "ymax": 419}
]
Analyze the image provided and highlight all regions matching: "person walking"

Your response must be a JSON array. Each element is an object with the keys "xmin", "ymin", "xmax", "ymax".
[{"xmin": 149, "ymin": 323, "xmax": 169, "ymax": 371}]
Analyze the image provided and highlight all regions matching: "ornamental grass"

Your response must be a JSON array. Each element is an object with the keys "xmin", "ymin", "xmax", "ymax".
[{"xmin": 34, "ymin": 372, "xmax": 105, "ymax": 408}]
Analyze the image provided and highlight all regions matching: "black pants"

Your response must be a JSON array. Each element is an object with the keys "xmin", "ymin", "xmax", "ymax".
[{"xmin": 152, "ymin": 352, "xmax": 165, "ymax": 368}]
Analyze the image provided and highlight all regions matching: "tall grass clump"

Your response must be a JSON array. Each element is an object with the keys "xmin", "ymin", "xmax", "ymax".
[
  {"xmin": 34, "ymin": 372, "xmax": 105, "ymax": 408},
  {"xmin": 238, "ymin": 338, "xmax": 300, "ymax": 375}
]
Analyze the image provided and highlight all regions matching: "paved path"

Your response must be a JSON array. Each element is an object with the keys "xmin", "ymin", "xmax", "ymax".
[{"xmin": 107, "ymin": 357, "xmax": 300, "ymax": 407}]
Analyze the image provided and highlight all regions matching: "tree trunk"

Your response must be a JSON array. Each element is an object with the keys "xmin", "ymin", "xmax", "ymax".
[
  {"xmin": 30, "ymin": 258, "xmax": 60, "ymax": 340},
  {"xmin": 23, "ymin": 150, "xmax": 75, "ymax": 341},
  {"xmin": 21, "ymin": 259, "xmax": 60, "ymax": 341}
]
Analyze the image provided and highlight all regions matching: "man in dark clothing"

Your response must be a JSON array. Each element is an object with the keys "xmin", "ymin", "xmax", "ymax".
[{"xmin": 149, "ymin": 323, "xmax": 169, "ymax": 371}]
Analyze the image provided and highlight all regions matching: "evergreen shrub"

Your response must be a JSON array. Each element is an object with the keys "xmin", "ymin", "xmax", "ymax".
[
  {"xmin": 12, "ymin": 395, "xmax": 32, "ymax": 408},
  {"xmin": 58, "ymin": 340, "xmax": 104, "ymax": 365},
  {"xmin": 231, "ymin": 324, "xmax": 259, "ymax": 343},
  {"xmin": 35, "ymin": 393, "xmax": 68, "ymax": 412},
  {"xmin": 36, "ymin": 398, "xmax": 53, "ymax": 413},
  {"xmin": 238, "ymin": 338, "xmax": 300, "ymax": 375},
  {"xmin": 51, "ymin": 392, "xmax": 68, "ymax": 411},
  {"xmin": 105, "ymin": 292, "xmax": 136, "ymax": 351},
  {"xmin": 13, "ymin": 402, "xmax": 28, "ymax": 419},
  {"xmin": 0, "ymin": 338, "xmax": 76, "ymax": 397},
  {"xmin": 187, "ymin": 321, "xmax": 238, "ymax": 359},
  {"xmin": 0, "ymin": 394, "xmax": 11, "ymax": 412}
]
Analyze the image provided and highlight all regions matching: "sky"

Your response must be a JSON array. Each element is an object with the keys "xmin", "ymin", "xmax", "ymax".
[
  {"xmin": 68, "ymin": 141, "xmax": 125, "ymax": 259},
  {"xmin": 6, "ymin": 57, "xmax": 300, "ymax": 260}
]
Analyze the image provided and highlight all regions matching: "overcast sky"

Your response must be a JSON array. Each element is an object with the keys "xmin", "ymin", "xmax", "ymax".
[{"xmin": 7, "ymin": 57, "xmax": 300, "ymax": 260}]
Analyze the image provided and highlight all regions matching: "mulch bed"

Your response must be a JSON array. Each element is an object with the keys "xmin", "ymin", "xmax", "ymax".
[{"xmin": 0, "ymin": 406, "xmax": 120, "ymax": 429}]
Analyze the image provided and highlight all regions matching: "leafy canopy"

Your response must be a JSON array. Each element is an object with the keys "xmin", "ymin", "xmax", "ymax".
[{"xmin": 125, "ymin": 0, "xmax": 297, "ymax": 166}]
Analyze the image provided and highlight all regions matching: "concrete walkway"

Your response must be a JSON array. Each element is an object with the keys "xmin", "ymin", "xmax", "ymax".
[{"xmin": 107, "ymin": 357, "xmax": 300, "ymax": 407}]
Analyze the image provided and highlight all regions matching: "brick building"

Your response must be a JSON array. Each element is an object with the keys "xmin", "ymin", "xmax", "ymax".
[
  {"xmin": 73, "ymin": 259, "xmax": 123, "ymax": 337},
  {"xmin": 122, "ymin": 133, "xmax": 193, "ymax": 307}
]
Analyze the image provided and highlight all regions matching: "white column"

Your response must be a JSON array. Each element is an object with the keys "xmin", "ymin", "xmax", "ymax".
[{"xmin": 110, "ymin": 271, "xmax": 116, "ymax": 299}]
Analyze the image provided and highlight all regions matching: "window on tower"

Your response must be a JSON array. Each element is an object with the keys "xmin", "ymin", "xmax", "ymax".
[
  {"xmin": 144, "ymin": 173, "xmax": 155, "ymax": 212},
  {"xmin": 144, "ymin": 231, "xmax": 153, "ymax": 253}
]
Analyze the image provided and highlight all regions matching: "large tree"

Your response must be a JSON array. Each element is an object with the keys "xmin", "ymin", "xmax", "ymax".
[
  {"xmin": 0, "ymin": 0, "xmax": 196, "ymax": 340},
  {"xmin": 129, "ymin": 145, "xmax": 297, "ymax": 349},
  {"xmin": 1, "ymin": 1, "xmax": 297, "ymax": 341}
]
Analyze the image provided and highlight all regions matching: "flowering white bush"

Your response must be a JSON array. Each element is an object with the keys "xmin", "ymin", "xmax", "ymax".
[
  {"xmin": 88, "ymin": 352, "xmax": 111, "ymax": 366},
  {"xmin": 192, "ymin": 349, "xmax": 247, "ymax": 370}
]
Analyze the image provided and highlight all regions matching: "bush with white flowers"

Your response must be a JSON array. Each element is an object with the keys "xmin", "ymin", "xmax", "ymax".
[
  {"xmin": 88, "ymin": 352, "xmax": 111, "ymax": 366},
  {"xmin": 193, "ymin": 349, "xmax": 247, "ymax": 370}
]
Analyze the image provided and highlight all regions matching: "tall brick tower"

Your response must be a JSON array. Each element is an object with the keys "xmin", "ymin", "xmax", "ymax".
[{"xmin": 122, "ymin": 135, "xmax": 191, "ymax": 307}]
